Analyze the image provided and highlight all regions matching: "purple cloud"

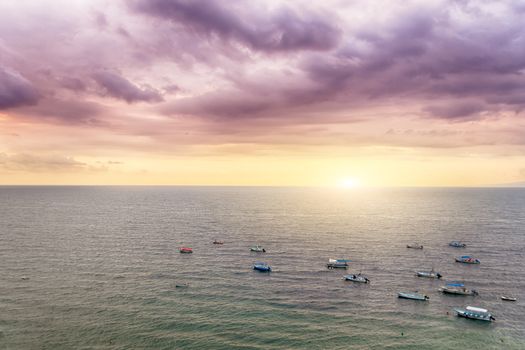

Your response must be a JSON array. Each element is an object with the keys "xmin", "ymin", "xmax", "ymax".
[
  {"xmin": 0, "ymin": 66, "xmax": 39, "ymax": 109},
  {"xmin": 129, "ymin": 0, "xmax": 341, "ymax": 52},
  {"xmin": 93, "ymin": 71, "xmax": 163, "ymax": 103}
]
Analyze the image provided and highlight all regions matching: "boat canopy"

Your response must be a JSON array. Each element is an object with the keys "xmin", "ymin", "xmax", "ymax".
[
  {"xmin": 446, "ymin": 282, "xmax": 464, "ymax": 287},
  {"xmin": 329, "ymin": 259, "xmax": 350, "ymax": 263},
  {"xmin": 466, "ymin": 306, "xmax": 488, "ymax": 313},
  {"xmin": 460, "ymin": 255, "xmax": 471, "ymax": 259}
]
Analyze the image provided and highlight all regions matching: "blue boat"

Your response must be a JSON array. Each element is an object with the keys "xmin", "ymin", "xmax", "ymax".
[
  {"xmin": 449, "ymin": 241, "xmax": 466, "ymax": 248},
  {"xmin": 253, "ymin": 262, "xmax": 271, "ymax": 272},
  {"xmin": 455, "ymin": 256, "xmax": 480, "ymax": 264},
  {"xmin": 454, "ymin": 306, "xmax": 495, "ymax": 322}
]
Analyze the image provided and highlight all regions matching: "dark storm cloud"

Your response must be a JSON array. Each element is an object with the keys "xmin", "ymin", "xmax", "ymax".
[
  {"xmin": 93, "ymin": 71, "xmax": 164, "ymax": 103},
  {"xmin": 129, "ymin": 0, "xmax": 342, "ymax": 52},
  {"xmin": 0, "ymin": 66, "xmax": 39, "ymax": 109}
]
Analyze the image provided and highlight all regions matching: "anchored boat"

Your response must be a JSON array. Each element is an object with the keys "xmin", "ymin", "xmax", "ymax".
[
  {"xmin": 253, "ymin": 262, "xmax": 271, "ymax": 272},
  {"xmin": 455, "ymin": 255, "xmax": 480, "ymax": 264},
  {"xmin": 179, "ymin": 247, "xmax": 193, "ymax": 254},
  {"xmin": 213, "ymin": 239, "xmax": 224, "ymax": 245},
  {"xmin": 501, "ymin": 296, "xmax": 517, "ymax": 302},
  {"xmin": 250, "ymin": 245, "xmax": 266, "ymax": 252},
  {"xmin": 398, "ymin": 292, "xmax": 429, "ymax": 301},
  {"xmin": 343, "ymin": 273, "xmax": 369, "ymax": 283},
  {"xmin": 327, "ymin": 259, "xmax": 350, "ymax": 269},
  {"xmin": 440, "ymin": 283, "xmax": 478, "ymax": 296},
  {"xmin": 449, "ymin": 241, "xmax": 466, "ymax": 248},
  {"xmin": 454, "ymin": 306, "xmax": 495, "ymax": 322},
  {"xmin": 416, "ymin": 269, "xmax": 442, "ymax": 279},
  {"xmin": 407, "ymin": 244, "xmax": 423, "ymax": 249}
]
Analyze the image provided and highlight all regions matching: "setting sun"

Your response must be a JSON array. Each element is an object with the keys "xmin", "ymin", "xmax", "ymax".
[{"xmin": 339, "ymin": 177, "xmax": 362, "ymax": 188}]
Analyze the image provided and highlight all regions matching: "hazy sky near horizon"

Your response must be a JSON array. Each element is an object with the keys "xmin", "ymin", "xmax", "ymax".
[{"xmin": 1, "ymin": 0, "xmax": 525, "ymax": 186}]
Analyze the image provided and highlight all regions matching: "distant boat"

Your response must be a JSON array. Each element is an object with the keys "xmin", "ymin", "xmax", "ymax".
[
  {"xmin": 250, "ymin": 245, "xmax": 266, "ymax": 252},
  {"xmin": 416, "ymin": 269, "xmax": 442, "ymax": 279},
  {"xmin": 440, "ymin": 283, "xmax": 478, "ymax": 296},
  {"xmin": 398, "ymin": 292, "xmax": 429, "ymax": 301},
  {"xmin": 454, "ymin": 306, "xmax": 495, "ymax": 322},
  {"xmin": 327, "ymin": 259, "xmax": 350, "ymax": 269},
  {"xmin": 179, "ymin": 247, "xmax": 193, "ymax": 254},
  {"xmin": 343, "ymin": 273, "xmax": 369, "ymax": 283},
  {"xmin": 455, "ymin": 256, "xmax": 480, "ymax": 264},
  {"xmin": 253, "ymin": 262, "xmax": 271, "ymax": 272},
  {"xmin": 449, "ymin": 241, "xmax": 466, "ymax": 248},
  {"xmin": 407, "ymin": 244, "xmax": 423, "ymax": 249},
  {"xmin": 175, "ymin": 283, "xmax": 189, "ymax": 288},
  {"xmin": 213, "ymin": 240, "xmax": 224, "ymax": 245},
  {"xmin": 501, "ymin": 296, "xmax": 517, "ymax": 302}
]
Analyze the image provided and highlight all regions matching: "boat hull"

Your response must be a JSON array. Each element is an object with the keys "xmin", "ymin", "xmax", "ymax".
[
  {"xmin": 455, "ymin": 309, "xmax": 494, "ymax": 322},
  {"xmin": 398, "ymin": 292, "xmax": 428, "ymax": 301}
]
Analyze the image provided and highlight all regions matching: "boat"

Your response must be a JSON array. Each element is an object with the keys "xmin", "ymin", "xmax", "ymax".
[
  {"xmin": 440, "ymin": 283, "xmax": 478, "ymax": 296},
  {"xmin": 455, "ymin": 255, "xmax": 480, "ymax": 264},
  {"xmin": 327, "ymin": 259, "xmax": 350, "ymax": 269},
  {"xmin": 501, "ymin": 296, "xmax": 517, "ymax": 302},
  {"xmin": 175, "ymin": 283, "xmax": 189, "ymax": 288},
  {"xmin": 398, "ymin": 292, "xmax": 429, "ymax": 301},
  {"xmin": 179, "ymin": 247, "xmax": 193, "ymax": 254},
  {"xmin": 416, "ymin": 269, "xmax": 442, "ymax": 279},
  {"xmin": 407, "ymin": 244, "xmax": 423, "ymax": 249},
  {"xmin": 343, "ymin": 273, "xmax": 369, "ymax": 283},
  {"xmin": 213, "ymin": 240, "xmax": 224, "ymax": 245},
  {"xmin": 454, "ymin": 306, "xmax": 495, "ymax": 322},
  {"xmin": 250, "ymin": 245, "xmax": 266, "ymax": 252},
  {"xmin": 449, "ymin": 241, "xmax": 466, "ymax": 248},
  {"xmin": 253, "ymin": 262, "xmax": 271, "ymax": 272}
]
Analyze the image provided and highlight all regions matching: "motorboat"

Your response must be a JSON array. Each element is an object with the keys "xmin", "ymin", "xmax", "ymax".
[
  {"xmin": 253, "ymin": 262, "xmax": 271, "ymax": 272},
  {"xmin": 213, "ymin": 239, "xmax": 224, "ymax": 245},
  {"xmin": 407, "ymin": 244, "xmax": 423, "ymax": 249},
  {"xmin": 440, "ymin": 283, "xmax": 478, "ymax": 296},
  {"xmin": 449, "ymin": 241, "xmax": 466, "ymax": 248},
  {"xmin": 179, "ymin": 247, "xmax": 193, "ymax": 254},
  {"xmin": 501, "ymin": 296, "xmax": 517, "ymax": 302},
  {"xmin": 343, "ymin": 273, "xmax": 369, "ymax": 283},
  {"xmin": 398, "ymin": 292, "xmax": 429, "ymax": 301},
  {"xmin": 327, "ymin": 259, "xmax": 350, "ymax": 269},
  {"xmin": 416, "ymin": 269, "xmax": 442, "ymax": 279},
  {"xmin": 175, "ymin": 283, "xmax": 189, "ymax": 288},
  {"xmin": 454, "ymin": 306, "xmax": 495, "ymax": 322},
  {"xmin": 455, "ymin": 256, "xmax": 480, "ymax": 264},
  {"xmin": 250, "ymin": 245, "xmax": 266, "ymax": 252}
]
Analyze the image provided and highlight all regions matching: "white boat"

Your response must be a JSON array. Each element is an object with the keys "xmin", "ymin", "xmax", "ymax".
[
  {"xmin": 398, "ymin": 292, "xmax": 429, "ymax": 301},
  {"xmin": 343, "ymin": 273, "xmax": 369, "ymax": 283},
  {"xmin": 501, "ymin": 296, "xmax": 517, "ymax": 302},
  {"xmin": 440, "ymin": 283, "xmax": 478, "ymax": 296},
  {"xmin": 250, "ymin": 245, "xmax": 266, "ymax": 252},
  {"xmin": 327, "ymin": 259, "xmax": 349, "ymax": 269},
  {"xmin": 454, "ymin": 306, "xmax": 495, "ymax": 322},
  {"xmin": 416, "ymin": 270, "xmax": 442, "ymax": 279}
]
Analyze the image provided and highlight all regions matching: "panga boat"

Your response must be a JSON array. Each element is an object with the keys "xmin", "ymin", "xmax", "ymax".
[
  {"xmin": 440, "ymin": 283, "xmax": 478, "ymax": 296},
  {"xmin": 327, "ymin": 259, "xmax": 350, "ymax": 269},
  {"xmin": 250, "ymin": 245, "xmax": 266, "ymax": 252},
  {"xmin": 454, "ymin": 306, "xmax": 495, "ymax": 322},
  {"xmin": 179, "ymin": 247, "xmax": 193, "ymax": 254},
  {"xmin": 416, "ymin": 270, "xmax": 442, "ymax": 279},
  {"xmin": 253, "ymin": 262, "xmax": 271, "ymax": 272},
  {"xmin": 455, "ymin": 255, "xmax": 480, "ymax": 264},
  {"xmin": 343, "ymin": 273, "xmax": 369, "ymax": 283},
  {"xmin": 407, "ymin": 244, "xmax": 423, "ymax": 249},
  {"xmin": 449, "ymin": 241, "xmax": 466, "ymax": 248},
  {"xmin": 501, "ymin": 296, "xmax": 517, "ymax": 302},
  {"xmin": 398, "ymin": 292, "xmax": 429, "ymax": 301},
  {"xmin": 213, "ymin": 240, "xmax": 224, "ymax": 245}
]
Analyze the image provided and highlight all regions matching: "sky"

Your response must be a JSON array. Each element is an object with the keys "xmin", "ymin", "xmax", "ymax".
[{"xmin": 1, "ymin": 0, "xmax": 525, "ymax": 186}]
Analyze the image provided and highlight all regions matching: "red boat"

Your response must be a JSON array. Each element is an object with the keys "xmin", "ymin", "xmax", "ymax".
[{"xmin": 179, "ymin": 247, "xmax": 193, "ymax": 253}]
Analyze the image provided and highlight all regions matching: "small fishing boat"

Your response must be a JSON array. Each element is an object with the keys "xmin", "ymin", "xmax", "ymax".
[
  {"xmin": 449, "ymin": 241, "xmax": 466, "ymax": 248},
  {"xmin": 253, "ymin": 262, "xmax": 271, "ymax": 272},
  {"xmin": 250, "ymin": 245, "xmax": 266, "ymax": 252},
  {"xmin": 407, "ymin": 244, "xmax": 423, "ymax": 249},
  {"xmin": 343, "ymin": 273, "xmax": 369, "ymax": 283},
  {"xmin": 416, "ymin": 269, "xmax": 442, "ymax": 279},
  {"xmin": 398, "ymin": 292, "xmax": 429, "ymax": 301},
  {"xmin": 179, "ymin": 247, "xmax": 193, "ymax": 254},
  {"xmin": 213, "ymin": 240, "xmax": 224, "ymax": 245},
  {"xmin": 175, "ymin": 283, "xmax": 189, "ymax": 288},
  {"xmin": 440, "ymin": 283, "xmax": 478, "ymax": 296},
  {"xmin": 454, "ymin": 306, "xmax": 495, "ymax": 322},
  {"xmin": 327, "ymin": 259, "xmax": 350, "ymax": 269},
  {"xmin": 455, "ymin": 255, "xmax": 480, "ymax": 264},
  {"xmin": 501, "ymin": 296, "xmax": 517, "ymax": 302}
]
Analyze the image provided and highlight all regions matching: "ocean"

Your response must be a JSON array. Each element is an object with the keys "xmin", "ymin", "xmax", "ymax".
[{"xmin": 0, "ymin": 186, "xmax": 524, "ymax": 349}]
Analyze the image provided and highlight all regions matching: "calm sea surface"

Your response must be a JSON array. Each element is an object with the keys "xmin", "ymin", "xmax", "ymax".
[{"xmin": 0, "ymin": 186, "xmax": 524, "ymax": 349}]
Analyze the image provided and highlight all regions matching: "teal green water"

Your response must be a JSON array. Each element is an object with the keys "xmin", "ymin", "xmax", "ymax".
[{"xmin": 1, "ymin": 187, "xmax": 524, "ymax": 349}]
